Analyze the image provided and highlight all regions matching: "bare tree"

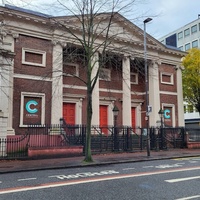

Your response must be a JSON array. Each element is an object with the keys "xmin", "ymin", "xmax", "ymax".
[
  {"xmin": 1, "ymin": 0, "xmax": 152, "ymax": 162},
  {"xmin": 47, "ymin": 0, "xmax": 148, "ymax": 162}
]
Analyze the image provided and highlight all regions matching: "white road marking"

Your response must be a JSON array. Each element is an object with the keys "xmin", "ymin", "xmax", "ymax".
[
  {"xmin": 176, "ymin": 195, "xmax": 200, "ymax": 200},
  {"xmin": 18, "ymin": 178, "xmax": 37, "ymax": 182},
  {"xmin": 49, "ymin": 170, "xmax": 119, "ymax": 180},
  {"xmin": 155, "ymin": 163, "xmax": 184, "ymax": 169},
  {"xmin": 123, "ymin": 168, "xmax": 135, "ymax": 170},
  {"xmin": 189, "ymin": 161, "xmax": 198, "ymax": 163},
  {"xmin": 173, "ymin": 157, "xmax": 200, "ymax": 161},
  {"xmin": 165, "ymin": 176, "xmax": 200, "ymax": 183},
  {"xmin": 0, "ymin": 181, "xmax": 2, "ymax": 184},
  {"xmin": 1, "ymin": 166, "xmax": 200, "ymax": 195},
  {"xmin": 142, "ymin": 166, "xmax": 154, "ymax": 168}
]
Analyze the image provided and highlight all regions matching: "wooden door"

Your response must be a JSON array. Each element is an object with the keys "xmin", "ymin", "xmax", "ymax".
[
  {"xmin": 131, "ymin": 107, "xmax": 136, "ymax": 130},
  {"xmin": 100, "ymin": 105, "xmax": 108, "ymax": 135},
  {"xmin": 63, "ymin": 103, "xmax": 76, "ymax": 125}
]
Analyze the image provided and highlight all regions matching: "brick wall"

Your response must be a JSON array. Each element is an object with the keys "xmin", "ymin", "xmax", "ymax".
[{"xmin": 13, "ymin": 35, "xmax": 53, "ymax": 134}]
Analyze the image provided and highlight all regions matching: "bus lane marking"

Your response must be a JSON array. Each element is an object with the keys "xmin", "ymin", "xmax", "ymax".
[{"xmin": 1, "ymin": 166, "xmax": 200, "ymax": 195}]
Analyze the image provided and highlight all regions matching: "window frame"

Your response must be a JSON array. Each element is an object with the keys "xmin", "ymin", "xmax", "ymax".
[
  {"xmin": 63, "ymin": 62, "xmax": 79, "ymax": 77},
  {"xmin": 185, "ymin": 43, "xmax": 190, "ymax": 51},
  {"xmin": 191, "ymin": 25, "xmax": 197, "ymax": 34},
  {"xmin": 99, "ymin": 68, "xmax": 111, "ymax": 81},
  {"xmin": 22, "ymin": 48, "xmax": 46, "ymax": 67},
  {"xmin": 20, "ymin": 92, "xmax": 45, "ymax": 127},
  {"xmin": 130, "ymin": 72, "xmax": 138, "ymax": 84},
  {"xmin": 192, "ymin": 40, "xmax": 198, "ymax": 48},
  {"xmin": 160, "ymin": 72, "xmax": 174, "ymax": 85},
  {"xmin": 178, "ymin": 31, "xmax": 183, "ymax": 40},
  {"xmin": 184, "ymin": 28, "xmax": 190, "ymax": 37},
  {"xmin": 178, "ymin": 46, "xmax": 183, "ymax": 51}
]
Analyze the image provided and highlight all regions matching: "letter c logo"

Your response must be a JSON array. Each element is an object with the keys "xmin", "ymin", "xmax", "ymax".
[
  {"xmin": 26, "ymin": 100, "xmax": 38, "ymax": 114},
  {"xmin": 164, "ymin": 109, "xmax": 170, "ymax": 119}
]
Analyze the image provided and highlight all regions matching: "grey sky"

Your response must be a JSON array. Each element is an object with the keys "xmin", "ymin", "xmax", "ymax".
[
  {"xmin": 138, "ymin": 0, "xmax": 200, "ymax": 39},
  {"xmin": 2, "ymin": 0, "xmax": 200, "ymax": 40}
]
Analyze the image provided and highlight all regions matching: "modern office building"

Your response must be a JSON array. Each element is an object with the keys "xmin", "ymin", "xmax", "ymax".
[
  {"xmin": 159, "ymin": 16, "xmax": 200, "ymax": 128},
  {"xmin": 159, "ymin": 15, "xmax": 200, "ymax": 51}
]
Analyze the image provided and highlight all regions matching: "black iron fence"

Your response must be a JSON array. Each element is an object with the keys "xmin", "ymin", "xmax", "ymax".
[
  {"xmin": 150, "ymin": 127, "xmax": 186, "ymax": 150},
  {"xmin": 185, "ymin": 127, "xmax": 200, "ymax": 142},
  {"xmin": 0, "ymin": 125, "xmax": 197, "ymax": 159},
  {"xmin": 0, "ymin": 134, "xmax": 29, "ymax": 159},
  {"xmin": 89, "ymin": 126, "xmax": 147, "ymax": 153}
]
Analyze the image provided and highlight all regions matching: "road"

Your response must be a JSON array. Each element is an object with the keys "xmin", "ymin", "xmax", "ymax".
[{"xmin": 0, "ymin": 156, "xmax": 200, "ymax": 200}]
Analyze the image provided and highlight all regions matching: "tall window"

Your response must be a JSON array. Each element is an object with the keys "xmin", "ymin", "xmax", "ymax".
[
  {"xmin": 178, "ymin": 32, "xmax": 183, "ymax": 40},
  {"xmin": 191, "ymin": 25, "xmax": 197, "ymax": 34},
  {"xmin": 184, "ymin": 28, "xmax": 190, "ymax": 37},
  {"xmin": 185, "ymin": 43, "xmax": 190, "ymax": 51},
  {"xmin": 192, "ymin": 40, "xmax": 198, "ymax": 48}
]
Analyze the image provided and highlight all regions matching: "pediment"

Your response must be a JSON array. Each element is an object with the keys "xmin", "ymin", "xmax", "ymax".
[{"xmin": 53, "ymin": 12, "xmax": 167, "ymax": 52}]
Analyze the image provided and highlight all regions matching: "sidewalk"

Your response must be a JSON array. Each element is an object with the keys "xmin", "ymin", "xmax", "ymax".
[{"xmin": 0, "ymin": 149, "xmax": 200, "ymax": 174}]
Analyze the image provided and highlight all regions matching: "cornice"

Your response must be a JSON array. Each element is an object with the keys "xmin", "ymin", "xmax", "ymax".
[
  {"xmin": 0, "ymin": 6, "xmax": 186, "ymax": 58},
  {"xmin": 1, "ymin": 7, "xmax": 49, "ymax": 26}
]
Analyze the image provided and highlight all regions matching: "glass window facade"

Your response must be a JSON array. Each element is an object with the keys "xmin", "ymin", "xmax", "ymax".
[
  {"xmin": 185, "ymin": 43, "xmax": 190, "ymax": 51},
  {"xmin": 178, "ymin": 46, "xmax": 183, "ymax": 51},
  {"xmin": 184, "ymin": 28, "xmax": 190, "ymax": 37},
  {"xmin": 192, "ymin": 40, "xmax": 198, "ymax": 48},
  {"xmin": 191, "ymin": 25, "xmax": 197, "ymax": 33},
  {"xmin": 178, "ymin": 31, "xmax": 183, "ymax": 40}
]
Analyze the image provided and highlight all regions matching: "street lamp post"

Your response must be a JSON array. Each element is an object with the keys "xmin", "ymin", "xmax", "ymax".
[
  {"xmin": 113, "ymin": 105, "xmax": 119, "ymax": 151},
  {"xmin": 144, "ymin": 18, "xmax": 152, "ymax": 157},
  {"xmin": 158, "ymin": 109, "xmax": 164, "ymax": 149}
]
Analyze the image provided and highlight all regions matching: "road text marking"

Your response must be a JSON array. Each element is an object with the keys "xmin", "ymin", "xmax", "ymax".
[
  {"xmin": 49, "ymin": 170, "xmax": 119, "ymax": 180},
  {"xmin": 1, "ymin": 166, "xmax": 200, "ymax": 195}
]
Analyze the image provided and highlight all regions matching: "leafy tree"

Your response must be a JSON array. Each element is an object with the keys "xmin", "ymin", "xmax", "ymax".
[{"xmin": 182, "ymin": 48, "xmax": 200, "ymax": 114}]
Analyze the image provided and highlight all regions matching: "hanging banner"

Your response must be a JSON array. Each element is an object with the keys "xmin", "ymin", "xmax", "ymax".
[
  {"xmin": 23, "ymin": 96, "xmax": 42, "ymax": 125},
  {"xmin": 164, "ymin": 107, "xmax": 172, "ymax": 127}
]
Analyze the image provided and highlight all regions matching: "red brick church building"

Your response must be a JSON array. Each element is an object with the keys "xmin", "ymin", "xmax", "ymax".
[{"xmin": 0, "ymin": 4, "xmax": 186, "ymax": 137}]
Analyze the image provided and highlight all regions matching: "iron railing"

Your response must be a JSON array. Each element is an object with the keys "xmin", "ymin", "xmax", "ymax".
[
  {"xmin": 0, "ymin": 125, "xmax": 193, "ymax": 159},
  {"xmin": 185, "ymin": 128, "xmax": 200, "ymax": 142},
  {"xmin": 150, "ymin": 127, "xmax": 186, "ymax": 150}
]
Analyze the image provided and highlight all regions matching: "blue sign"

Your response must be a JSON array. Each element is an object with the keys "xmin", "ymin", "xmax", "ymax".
[
  {"xmin": 164, "ymin": 109, "xmax": 170, "ymax": 119},
  {"xmin": 26, "ymin": 100, "xmax": 38, "ymax": 114}
]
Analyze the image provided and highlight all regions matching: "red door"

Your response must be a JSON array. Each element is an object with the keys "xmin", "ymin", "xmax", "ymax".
[
  {"xmin": 131, "ymin": 107, "xmax": 136, "ymax": 130},
  {"xmin": 63, "ymin": 103, "xmax": 76, "ymax": 125},
  {"xmin": 100, "ymin": 105, "xmax": 108, "ymax": 135}
]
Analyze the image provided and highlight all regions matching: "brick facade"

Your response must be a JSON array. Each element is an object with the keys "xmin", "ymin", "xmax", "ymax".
[{"xmin": 0, "ymin": 5, "xmax": 186, "ymax": 135}]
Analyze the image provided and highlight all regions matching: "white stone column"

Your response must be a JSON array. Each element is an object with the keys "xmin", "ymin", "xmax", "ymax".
[
  {"xmin": 149, "ymin": 61, "xmax": 160, "ymax": 127},
  {"xmin": 91, "ymin": 52, "xmax": 99, "ymax": 126},
  {"xmin": 51, "ymin": 42, "xmax": 63, "ymax": 124},
  {"xmin": 176, "ymin": 65, "xmax": 184, "ymax": 126},
  {"xmin": 122, "ymin": 56, "xmax": 131, "ymax": 126},
  {"xmin": 0, "ymin": 111, "xmax": 8, "ymax": 156},
  {"xmin": 0, "ymin": 33, "xmax": 15, "ymax": 135}
]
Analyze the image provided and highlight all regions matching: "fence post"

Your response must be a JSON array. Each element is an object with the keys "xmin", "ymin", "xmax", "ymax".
[{"xmin": 0, "ymin": 110, "xmax": 8, "ymax": 157}]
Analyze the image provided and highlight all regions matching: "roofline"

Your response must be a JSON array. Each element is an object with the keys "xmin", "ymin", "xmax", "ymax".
[
  {"xmin": 159, "ymin": 17, "xmax": 200, "ymax": 40},
  {"xmin": 0, "ymin": 4, "xmax": 186, "ymax": 57}
]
